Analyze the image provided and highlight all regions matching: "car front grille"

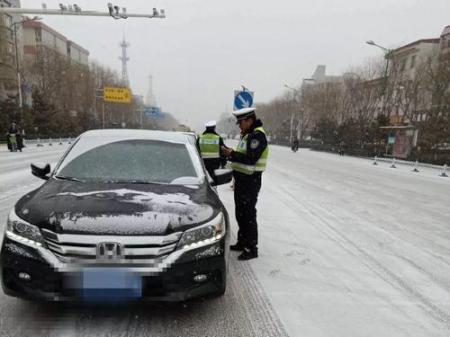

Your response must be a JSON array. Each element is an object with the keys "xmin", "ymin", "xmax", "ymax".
[{"xmin": 41, "ymin": 229, "xmax": 182, "ymax": 263}]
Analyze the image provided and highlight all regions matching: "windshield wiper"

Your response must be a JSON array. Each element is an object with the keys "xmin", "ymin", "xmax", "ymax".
[
  {"xmin": 116, "ymin": 180, "xmax": 156, "ymax": 184},
  {"xmin": 54, "ymin": 175, "xmax": 84, "ymax": 183}
]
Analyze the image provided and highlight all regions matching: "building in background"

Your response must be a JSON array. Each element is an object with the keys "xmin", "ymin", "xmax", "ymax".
[
  {"xmin": 0, "ymin": 0, "xmax": 21, "ymax": 100},
  {"xmin": 22, "ymin": 20, "xmax": 89, "ymax": 66},
  {"xmin": 67, "ymin": 40, "xmax": 89, "ymax": 65},
  {"xmin": 382, "ymin": 25, "xmax": 450, "ymax": 158},
  {"xmin": 440, "ymin": 25, "xmax": 450, "ymax": 53},
  {"xmin": 388, "ymin": 39, "xmax": 440, "ymax": 80},
  {"xmin": 309, "ymin": 65, "xmax": 342, "ymax": 84},
  {"xmin": 299, "ymin": 65, "xmax": 343, "ymax": 138},
  {"xmin": 386, "ymin": 25, "xmax": 450, "ymax": 123}
]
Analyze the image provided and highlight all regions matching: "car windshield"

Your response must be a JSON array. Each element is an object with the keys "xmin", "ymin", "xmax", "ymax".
[{"xmin": 55, "ymin": 139, "xmax": 201, "ymax": 184}]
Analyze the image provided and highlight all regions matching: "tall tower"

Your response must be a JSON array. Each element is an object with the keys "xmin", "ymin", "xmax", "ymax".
[
  {"xmin": 145, "ymin": 75, "xmax": 157, "ymax": 107},
  {"xmin": 119, "ymin": 37, "xmax": 130, "ymax": 85}
]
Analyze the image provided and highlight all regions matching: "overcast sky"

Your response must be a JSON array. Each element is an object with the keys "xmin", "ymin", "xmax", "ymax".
[{"xmin": 21, "ymin": 0, "xmax": 450, "ymax": 131}]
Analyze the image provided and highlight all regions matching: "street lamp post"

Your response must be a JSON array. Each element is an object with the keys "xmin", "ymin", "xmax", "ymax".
[
  {"xmin": 12, "ymin": 23, "xmax": 22, "ymax": 110},
  {"xmin": 284, "ymin": 85, "xmax": 295, "ymax": 144},
  {"xmin": 366, "ymin": 40, "xmax": 391, "ymax": 116},
  {"xmin": 284, "ymin": 84, "xmax": 302, "ymax": 144},
  {"xmin": 10, "ymin": 16, "xmax": 41, "ymax": 119}
]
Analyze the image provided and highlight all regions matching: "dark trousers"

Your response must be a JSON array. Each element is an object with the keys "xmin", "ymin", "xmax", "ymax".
[
  {"xmin": 233, "ymin": 171, "xmax": 262, "ymax": 249},
  {"xmin": 204, "ymin": 159, "xmax": 221, "ymax": 183}
]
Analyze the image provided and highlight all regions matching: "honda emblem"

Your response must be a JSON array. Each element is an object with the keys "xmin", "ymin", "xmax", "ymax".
[{"xmin": 97, "ymin": 242, "xmax": 123, "ymax": 260}]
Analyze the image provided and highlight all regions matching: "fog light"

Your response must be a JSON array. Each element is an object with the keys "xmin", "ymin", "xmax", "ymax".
[
  {"xmin": 193, "ymin": 274, "xmax": 208, "ymax": 283},
  {"xmin": 18, "ymin": 272, "xmax": 31, "ymax": 281}
]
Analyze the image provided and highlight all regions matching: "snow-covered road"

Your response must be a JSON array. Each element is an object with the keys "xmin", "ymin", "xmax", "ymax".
[
  {"xmin": 220, "ymin": 144, "xmax": 450, "ymax": 337},
  {"xmin": 0, "ymin": 145, "xmax": 288, "ymax": 337},
  {"xmin": 0, "ymin": 143, "xmax": 449, "ymax": 337}
]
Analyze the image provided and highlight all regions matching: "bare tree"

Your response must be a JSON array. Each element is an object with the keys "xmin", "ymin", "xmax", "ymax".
[
  {"xmin": 339, "ymin": 59, "xmax": 385, "ymax": 145},
  {"xmin": 21, "ymin": 46, "xmax": 138, "ymax": 136},
  {"xmin": 418, "ymin": 51, "xmax": 450, "ymax": 149}
]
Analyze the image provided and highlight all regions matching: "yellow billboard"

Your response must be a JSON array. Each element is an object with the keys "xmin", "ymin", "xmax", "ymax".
[{"xmin": 103, "ymin": 87, "xmax": 132, "ymax": 103}]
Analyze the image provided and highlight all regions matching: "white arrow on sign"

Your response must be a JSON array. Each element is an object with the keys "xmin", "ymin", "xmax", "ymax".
[{"xmin": 238, "ymin": 95, "xmax": 251, "ymax": 108}]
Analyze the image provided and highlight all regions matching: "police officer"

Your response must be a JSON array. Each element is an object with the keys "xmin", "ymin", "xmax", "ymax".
[
  {"xmin": 197, "ymin": 121, "xmax": 227, "ymax": 181},
  {"xmin": 221, "ymin": 107, "xmax": 269, "ymax": 260}
]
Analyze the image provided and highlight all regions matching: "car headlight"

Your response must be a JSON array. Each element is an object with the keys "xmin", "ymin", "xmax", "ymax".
[
  {"xmin": 6, "ymin": 209, "xmax": 45, "ymax": 247},
  {"xmin": 177, "ymin": 213, "xmax": 225, "ymax": 250}
]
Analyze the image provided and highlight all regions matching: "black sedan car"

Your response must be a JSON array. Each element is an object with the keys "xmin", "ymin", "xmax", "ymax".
[{"xmin": 1, "ymin": 129, "xmax": 232, "ymax": 302}]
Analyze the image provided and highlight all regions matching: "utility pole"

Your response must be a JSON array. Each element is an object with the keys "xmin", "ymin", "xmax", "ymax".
[
  {"xmin": 285, "ymin": 84, "xmax": 299, "ymax": 144},
  {"xmin": 289, "ymin": 112, "xmax": 294, "ymax": 144},
  {"xmin": 102, "ymin": 101, "xmax": 106, "ymax": 129},
  {"xmin": 146, "ymin": 75, "xmax": 156, "ymax": 107},
  {"xmin": 366, "ymin": 40, "xmax": 391, "ymax": 116},
  {"xmin": 9, "ymin": 17, "xmax": 41, "ymax": 119},
  {"xmin": 13, "ymin": 23, "xmax": 23, "ymax": 110}
]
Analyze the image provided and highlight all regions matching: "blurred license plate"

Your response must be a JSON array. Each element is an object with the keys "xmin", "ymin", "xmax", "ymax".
[{"xmin": 81, "ymin": 268, "xmax": 142, "ymax": 300}]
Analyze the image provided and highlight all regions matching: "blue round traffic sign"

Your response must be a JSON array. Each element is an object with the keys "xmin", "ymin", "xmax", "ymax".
[{"xmin": 234, "ymin": 91, "xmax": 254, "ymax": 110}]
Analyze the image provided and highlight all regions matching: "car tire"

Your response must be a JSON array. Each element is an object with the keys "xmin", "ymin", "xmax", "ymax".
[{"xmin": 209, "ymin": 270, "xmax": 226, "ymax": 298}]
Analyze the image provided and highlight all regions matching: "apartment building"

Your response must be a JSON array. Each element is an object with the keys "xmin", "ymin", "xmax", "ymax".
[
  {"xmin": 0, "ymin": 0, "xmax": 20, "ymax": 99},
  {"xmin": 22, "ymin": 20, "xmax": 89, "ymax": 66}
]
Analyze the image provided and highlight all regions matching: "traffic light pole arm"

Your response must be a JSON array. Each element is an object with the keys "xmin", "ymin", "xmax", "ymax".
[{"xmin": 0, "ymin": 8, "xmax": 166, "ymax": 19}]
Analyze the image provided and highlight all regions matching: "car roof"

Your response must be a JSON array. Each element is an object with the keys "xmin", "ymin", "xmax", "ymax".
[{"xmin": 80, "ymin": 129, "xmax": 192, "ymax": 144}]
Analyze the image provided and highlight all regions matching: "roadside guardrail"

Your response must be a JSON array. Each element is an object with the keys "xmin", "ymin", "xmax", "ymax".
[
  {"xmin": 24, "ymin": 138, "xmax": 74, "ymax": 147},
  {"xmin": 372, "ymin": 155, "xmax": 448, "ymax": 177}
]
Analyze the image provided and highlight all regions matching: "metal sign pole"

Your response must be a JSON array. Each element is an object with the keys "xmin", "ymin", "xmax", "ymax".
[{"xmin": 102, "ymin": 101, "xmax": 106, "ymax": 129}]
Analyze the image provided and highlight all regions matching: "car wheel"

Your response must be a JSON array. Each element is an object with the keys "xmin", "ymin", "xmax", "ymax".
[{"xmin": 209, "ymin": 270, "xmax": 226, "ymax": 298}]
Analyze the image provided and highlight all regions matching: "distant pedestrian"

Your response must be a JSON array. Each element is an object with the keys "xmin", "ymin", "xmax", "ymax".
[
  {"xmin": 338, "ymin": 141, "xmax": 345, "ymax": 156},
  {"xmin": 291, "ymin": 137, "xmax": 299, "ymax": 152},
  {"xmin": 16, "ymin": 126, "xmax": 24, "ymax": 152}
]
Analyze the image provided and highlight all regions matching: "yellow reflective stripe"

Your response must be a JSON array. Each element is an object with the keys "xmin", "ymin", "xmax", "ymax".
[
  {"xmin": 199, "ymin": 139, "xmax": 220, "ymax": 145},
  {"xmin": 254, "ymin": 127, "xmax": 265, "ymax": 133},
  {"xmin": 201, "ymin": 153, "xmax": 221, "ymax": 159},
  {"xmin": 231, "ymin": 163, "xmax": 255, "ymax": 174},
  {"xmin": 232, "ymin": 163, "xmax": 256, "ymax": 171}
]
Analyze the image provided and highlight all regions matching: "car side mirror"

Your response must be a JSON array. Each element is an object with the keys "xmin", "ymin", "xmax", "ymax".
[
  {"xmin": 31, "ymin": 163, "xmax": 50, "ymax": 180},
  {"xmin": 211, "ymin": 169, "xmax": 233, "ymax": 186}
]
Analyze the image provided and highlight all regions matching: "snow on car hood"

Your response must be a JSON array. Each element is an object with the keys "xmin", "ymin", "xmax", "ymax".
[{"xmin": 16, "ymin": 180, "xmax": 218, "ymax": 235}]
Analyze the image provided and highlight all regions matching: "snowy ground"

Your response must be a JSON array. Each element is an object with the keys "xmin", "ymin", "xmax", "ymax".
[
  {"xmin": 219, "ymin": 144, "xmax": 450, "ymax": 337},
  {"xmin": 0, "ymin": 143, "xmax": 449, "ymax": 336}
]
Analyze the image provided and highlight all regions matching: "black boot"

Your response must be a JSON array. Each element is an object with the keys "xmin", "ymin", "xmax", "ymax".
[
  {"xmin": 238, "ymin": 248, "xmax": 258, "ymax": 260},
  {"xmin": 230, "ymin": 242, "xmax": 245, "ymax": 251}
]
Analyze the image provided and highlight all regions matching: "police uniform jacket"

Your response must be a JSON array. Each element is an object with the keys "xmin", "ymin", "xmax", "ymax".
[{"xmin": 230, "ymin": 119, "xmax": 268, "ymax": 176}]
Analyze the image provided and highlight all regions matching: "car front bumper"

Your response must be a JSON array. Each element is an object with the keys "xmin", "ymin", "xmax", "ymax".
[{"xmin": 0, "ymin": 236, "xmax": 228, "ymax": 302}]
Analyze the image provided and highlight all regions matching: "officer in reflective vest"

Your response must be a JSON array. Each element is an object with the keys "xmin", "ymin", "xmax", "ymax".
[
  {"xmin": 221, "ymin": 107, "xmax": 269, "ymax": 260},
  {"xmin": 197, "ymin": 120, "xmax": 227, "ymax": 181}
]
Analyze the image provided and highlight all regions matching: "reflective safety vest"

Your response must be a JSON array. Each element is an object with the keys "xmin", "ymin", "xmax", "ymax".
[
  {"xmin": 9, "ymin": 133, "xmax": 17, "ymax": 145},
  {"xmin": 231, "ymin": 126, "xmax": 269, "ymax": 175},
  {"xmin": 199, "ymin": 133, "xmax": 221, "ymax": 159}
]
